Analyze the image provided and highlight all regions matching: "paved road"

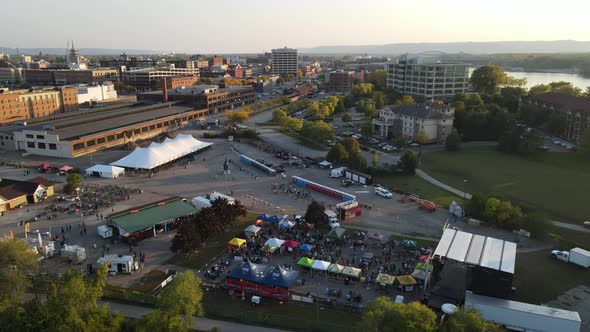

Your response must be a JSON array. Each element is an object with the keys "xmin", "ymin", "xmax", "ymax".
[
  {"xmin": 416, "ymin": 169, "xmax": 590, "ymax": 234},
  {"xmin": 101, "ymin": 301, "xmax": 289, "ymax": 332}
]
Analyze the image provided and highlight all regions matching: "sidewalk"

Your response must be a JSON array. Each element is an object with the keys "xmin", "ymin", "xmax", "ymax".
[
  {"xmin": 101, "ymin": 300, "xmax": 290, "ymax": 332},
  {"xmin": 415, "ymin": 169, "xmax": 472, "ymax": 199}
]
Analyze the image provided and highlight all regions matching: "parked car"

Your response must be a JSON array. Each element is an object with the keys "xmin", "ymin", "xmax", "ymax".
[
  {"xmin": 409, "ymin": 143, "xmax": 420, "ymax": 147},
  {"xmin": 584, "ymin": 221, "xmax": 590, "ymax": 228},
  {"xmin": 375, "ymin": 187, "xmax": 393, "ymax": 198},
  {"xmin": 378, "ymin": 142, "xmax": 387, "ymax": 147}
]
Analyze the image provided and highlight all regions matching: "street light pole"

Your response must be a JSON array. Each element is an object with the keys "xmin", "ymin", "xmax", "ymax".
[{"xmin": 463, "ymin": 179, "xmax": 468, "ymax": 199}]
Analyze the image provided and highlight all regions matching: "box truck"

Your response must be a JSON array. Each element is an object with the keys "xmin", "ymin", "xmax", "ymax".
[{"xmin": 551, "ymin": 247, "xmax": 590, "ymax": 268}]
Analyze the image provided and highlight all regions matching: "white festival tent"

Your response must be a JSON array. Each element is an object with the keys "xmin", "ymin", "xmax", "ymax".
[
  {"xmin": 85, "ymin": 164, "xmax": 126, "ymax": 179},
  {"xmin": 311, "ymin": 260, "xmax": 331, "ymax": 271},
  {"xmin": 110, "ymin": 135, "xmax": 213, "ymax": 170}
]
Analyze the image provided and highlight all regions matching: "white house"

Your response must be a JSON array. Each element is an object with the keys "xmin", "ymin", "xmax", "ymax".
[{"xmin": 372, "ymin": 104, "xmax": 454, "ymax": 143}]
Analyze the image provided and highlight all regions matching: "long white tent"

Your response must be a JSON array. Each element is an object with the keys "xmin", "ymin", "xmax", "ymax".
[{"xmin": 110, "ymin": 134, "xmax": 213, "ymax": 170}]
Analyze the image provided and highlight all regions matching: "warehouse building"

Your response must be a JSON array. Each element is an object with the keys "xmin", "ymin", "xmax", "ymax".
[{"xmin": 4, "ymin": 102, "xmax": 207, "ymax": 158}]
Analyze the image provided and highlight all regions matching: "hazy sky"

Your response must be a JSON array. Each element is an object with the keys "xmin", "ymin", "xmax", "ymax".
[{"xmin": 2, "ymin": 0, "xmax": 589, "ymax": 53}]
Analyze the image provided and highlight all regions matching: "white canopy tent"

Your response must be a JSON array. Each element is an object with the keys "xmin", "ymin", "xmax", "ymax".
[
  {"xmin": 311, "ymin": 260, "xmax": 331, "ymax": 271},
  {"xmin": 85, "ymin": 164, "xmax": 125, "ymax": 178},
  {"xmin": 110, "ymin": 135, "xmax": 213, "ymax": 170}
]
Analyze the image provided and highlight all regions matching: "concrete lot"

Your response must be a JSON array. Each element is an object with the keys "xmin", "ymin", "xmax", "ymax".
[{"xmin": 0, "ymin": 129, "xmax": 545, "ymax": 291}]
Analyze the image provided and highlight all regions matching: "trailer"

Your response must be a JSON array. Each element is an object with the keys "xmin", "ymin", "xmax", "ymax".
[
  {"xmin": 323, "ymin": 209, "xmax": 340, "ymax": 228},
  {"xmin": 552, "ymin": 247, "xmax": 590, "ymax": 268},
  {"xmin": 191, "ymin": 196, "xmax": 212, "ymax": 209},
  {"xmin": 209, "ymin": 192, "xmax": 235, "ymax": 205},
  {"xmin": 97, "ymin": 254, "xmax": 137, "ymax": 275},
  {"xmin": 464, "ymin": 291, "xmax": 581, "ymax": 332},
  {"xmin": 344, "ymin": 169, "xmax": 373, "ymax": 185},
  {"xmin": 330, "ymin": 167, "xmax": 347, "ymax": 178},
  {"xmin": 292, "ymin": 176, "xmax": 356, "ymax": 201},
  {"xmin": 97, "ymin": 225, "xmax": 113, "ymax": 239}
]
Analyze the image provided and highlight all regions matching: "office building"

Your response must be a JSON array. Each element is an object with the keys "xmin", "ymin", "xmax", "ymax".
[
  {"xmin": 137, "ymin": 85, "xmax": 255, "ymax": 115},
  {"xmin": 0, "ymin": 87, "xmax": 79, "ymax": 124},
  {"xmin": 100, "ymin": 54, "xmax": 157, "ymax": 68},
  {"xmin": 211, "ymin": 55, "xmax": 224, "ymax": 67},
  {"xmin": 0, "ymin": 68, "xmax": 23, "ymax": 84},
  {"xmin": 271, "ymin": 47, "xmax": 298, "ymax": 76},
  {"xmin": 167, "ymin": 60, "xmax": 195, "ymax": 69},
  {"xmin": 329, "ymin": 70, "xmax": 355, "ymax": 92},
  {"xmin": 5, "ymin": 102, "xmax": 208, "ymax": 158},
  {"xmin": 386, "ymin": 54, "xmax": 469, "ymax": 101},
  {"xmin": 75, "ymin": 82, "xmax": 118, "ymax": 105},
  {"xmin": 523, "ymin": 93, "xmax": 590, "ymax": 143},
  {"xmin": 195, "ymin": 59, "xmax": 210, "ymax": 68},
  {"xmin": 372, "ymin": 103, "xmax": 454, "ymax": 143},
  {"xmin": 121, "ymin": 67, "xmax": 199, "ymax": 91}
]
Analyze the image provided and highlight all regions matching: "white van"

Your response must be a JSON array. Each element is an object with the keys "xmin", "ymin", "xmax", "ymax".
[
  {"xmin": 330, "ymin": 167, "xmax": 346, "ymax": 178},
  {"xmin": 375, "ymin": 187, "xmax": 393, "ymax": 199}
]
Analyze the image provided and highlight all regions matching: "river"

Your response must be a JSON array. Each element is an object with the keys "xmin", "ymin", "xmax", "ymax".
[{"xmin": 468, "ymin": 68, "xmax": 590, "ymax": 90}]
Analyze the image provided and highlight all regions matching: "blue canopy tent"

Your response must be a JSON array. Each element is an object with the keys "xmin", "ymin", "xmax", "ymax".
[
  {"xmin": 261, "ymin": 265, "xmax": 299, "ymax": 289},
  {"xmin": 299, "ymin": 244, "xmax": 314, "ymax": 252},
  {"xmin": 258, "ymin": 214, "xmax": 269, "ymax": 221},
  {"xmin": 226, "ymin": 260, "xmax": 270, "ymax": 283},
  {"xmin": 268, "ymin": 215, "xmax": 281, "ymax": 223}
]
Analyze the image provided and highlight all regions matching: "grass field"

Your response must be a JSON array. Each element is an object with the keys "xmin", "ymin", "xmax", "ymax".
[
  {"xmin": 513, "ymin": 250, "xmax": 590, "ymax": 304},
  {"xmin": 420, "ymin": 146, "xmax": 590, "ymax": 223},
  {"xmin": 168, "ymin": 213, "xmax": 257, "ymax": 270},
  {"xmin": 375, "ymin": 174, "xmax": 465, "ymax": 207},
  {"xmin": 203, "ymin": 288, "xmax": 363, "ymax": 332}
]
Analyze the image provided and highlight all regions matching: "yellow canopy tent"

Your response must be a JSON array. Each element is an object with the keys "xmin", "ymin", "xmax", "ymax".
[
  {"xmin": 376, "ymin": 273, "xmax": 395, "ymax": 285},
  {"xmin": 227, "ymin": 237, "xmax": 246, "ymax": 248}
]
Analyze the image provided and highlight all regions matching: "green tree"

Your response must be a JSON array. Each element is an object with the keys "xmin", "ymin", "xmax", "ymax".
[
  {"xmin": 465, "ymin": 194, "xmax": 486, "ymax": 219},
  {"xmin": 304, "ymin": 200, "xmax": 325, "ymax": 225},
  {"xmin": 140, "ymin": 271, "xmax": 204, "ymax": 332},
  {"xmin": 394, "ymin": 136, "xmax": 408, "ymax": 149},
  {"xmin": 0, "ymin": 239, "xmax": 38, "ymax": 306},
  {"xmin": 398, "ymin": 150, "xmax": 418, "ymax": 175},
  {"xmin": 583, "ymin": 87, "xmax": 590, "ymax": 99},
  {"xmin": 529, "ymin": 84, "xmax": 552, "ymax": 96},
  {"xmin": 372, "ymin": 91, "xmax": 385, "ymax": 109},
  {"xmin": 341, "ymin": 137, "xmax": 361, "ymax": 154},
  {"xmin": 483, "ymin": 197, "xmax": 501, "ymax": 222},
  {"xmin": 300, "ymin": 121, "xmax": 334, "ymax": 143},
  {"xmin": 521, "ymin": 211, "xmax": 550, "ymax": 238},
  {"xmin": 64, "ymin": 173, "xmax": 82, "ymax": 194},
  {"xmin": 442, "ymin": 307, "xmax": 501, "ymax": 332},
  {"xmin": 348, "ymin": 150, "xmax": 368, "ymax": 170},
  {"xmin": 397, "ymin": 95, "xmax": 416, "ymax": 105},
  {"xmin": 518, "ymin": 128, "xmax": 542, "ymax": 155},
  {"xmin": 211, "ymin": 198, "xmax": 246, "ymax": 229},
  {"xmin": 200, "ymin": 77, "xmax": 215, "ymax": 84},
  {"xmin": 361, "ymin": 121, "xmax": 374, "ymax": 137},
  {"xmin": 371, "ymin": 152, "xmax": 379, "ymax": 168},
  {"xmin": 413, "ymin": 130, "xmax": 429, "ymax": 144},
  {"xmin": 342, "ymin": 112, "xmax": 352, "ymax": 122},
  {"xmin": 445, "ymin": 129, "xmax": 462, "ymax": 152},
  {"xmin": 41, "ymin": 265, "xmax": 124, "ymax": 332},
  {"xmin": 579, "ymin": 127, "xmax": 590, "ymax": 157},
  {"xmin": 359, "ymin": 297, "xmax": 437, "ymax": 332},
  {"xmin": 351, "ymin": 83, "xmax": 374, "ymax": 98},
  {"xmin": 336, "ymin": 97, "xmax": 346, "ymax": 113},
  {"xmin": 279, "ymin": 96, "xmax": 291, "ymax": 104},
  {"xmin": 326, "ymin": 143, "xmax": 349, "ymax": 165},
  {"xmin": 469, "ymin": 65, "xmax": 507, "ymax": 95},
  {"xmin": 272, "ymin": 109, "xmax": 288, "ymax": 123},
  {"xmin": 225, "ymin": 110, "xmax": 249, "ymax": 123},
  {"xmin": 366, "ymin": 69, "xmax": 387, "ymax": 90},
  {"xmin": 282, "ymin": 116, "xmax": 303, "ymax": 131},
  {"xmin": 549, "ymin": 81, "xmax": 582, "ymax": 97}
]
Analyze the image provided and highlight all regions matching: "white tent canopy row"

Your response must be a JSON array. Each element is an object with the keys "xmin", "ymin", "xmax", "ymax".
[
  {"xmin": 85, "ymin": 164, "xmax": 125, "ymax": 178},
  {"xmin": 110, "ymin": 134, "xmax": 213, "ymax": 170}
]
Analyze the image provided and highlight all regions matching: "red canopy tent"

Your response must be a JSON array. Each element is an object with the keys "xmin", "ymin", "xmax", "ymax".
[
  {"xmin": 282, "ymin": 240, "xmax": 300, "ymax": 249},
  {"xmin": 39, "ymin": 163, "xmax": 51, "ymax": 170}
]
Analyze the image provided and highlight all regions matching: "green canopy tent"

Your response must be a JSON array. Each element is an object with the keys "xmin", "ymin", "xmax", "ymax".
[{"xmin": 297, "ymin": 257, "xmax": 316, "ymax": 268}]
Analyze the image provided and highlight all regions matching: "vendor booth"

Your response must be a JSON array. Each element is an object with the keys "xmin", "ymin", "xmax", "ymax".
[
  {"xmin": 376, "ymin": 273, "xmax": 395, "ymax": 286},
  {"xmin": 226, "ymin": 261, "xmax": 299, "ymax": 301},
  {"xmin": 396, "ymin": 275, "xmax": 417, "ymax": 292},
  {"xmin": 244, "ymin": 225, "xmax": 261, "ymax": 237},
  {"xmin": 341, "ymin": 266, "xmax": 362, "ymax": 279},
  {"xmin": 297, "ymin": 257, "xmax": 315, "ymax": 268},
  {"xmin": 228, "ymin": 237, "xmax": 246, "ymax": 249},
  {"xmin": 311, "ymin": 260, "xmax": 331, "ymax": 271},
  {"xmin": 86, "ymin": 164, "xmax": 125, "ymax": 179}
]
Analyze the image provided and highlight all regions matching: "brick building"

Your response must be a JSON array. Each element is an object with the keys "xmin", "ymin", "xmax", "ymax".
[
  {"xmin": 23, "ymin": 69, "xmax": 119, "ymax": 85},
  {"xmin": 0, "ymin": 87, "xmax": 79, "ymax": 124},
  {"xmin": 329, "ymin": 70, "xmax": 355, "ymax": 92},
  {"xmin": 138, "ymin": 85, "xmax": 256, "ymax": 115},
  {"xmin": 523, "ymin": 93, "xmax": 590, "ymax": 143},
  {"xmin": 163, "ymin": 76, "xmax": 200, "ymax": 89}
]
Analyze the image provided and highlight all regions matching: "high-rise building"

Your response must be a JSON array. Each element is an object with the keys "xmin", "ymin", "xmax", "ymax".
[
  {"xmin": 386, "ymin": 54, "xmax": 469, "ymax": 101},
  {"xmin": 271, "ymin": 47, "xmax": 298, "ymax": 76}
]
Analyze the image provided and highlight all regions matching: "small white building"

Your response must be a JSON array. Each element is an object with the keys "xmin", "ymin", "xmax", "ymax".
[
  {"xmin": 372, "ymin": 103, "xmax": 454, "ymax": 144},
  {"xmin": 75, "ymin": 82, "xmax": 118, "ymax": 104}
]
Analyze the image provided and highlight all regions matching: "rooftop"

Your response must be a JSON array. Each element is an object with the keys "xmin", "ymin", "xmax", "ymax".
[
  {"xmin": 382, "ymin": 104, "xmax": 454, "ymax": 119},
  {"xmin": 110, "ymin": 198, "xmax": 198, "ymax": 235},
  {"xmin": 528, "ymin": 93, "xmax": 590, "ymax": 114},
  {"xmin": 433, "ymin": 228, "xmax": 517, "ymax": 274}
]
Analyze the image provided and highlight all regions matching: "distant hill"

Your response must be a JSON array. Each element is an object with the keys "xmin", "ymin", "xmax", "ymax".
[
  {"xmin": 0, "ymin": 47, "xmax": 163, "ymax": 56},
  {"xmin": 299, "ymin": 40, "xmax": 590, "ymax": 55}
]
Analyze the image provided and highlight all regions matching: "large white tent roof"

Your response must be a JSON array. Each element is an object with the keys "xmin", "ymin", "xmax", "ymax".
[{"xmin": 110, "ymin": 134, "xmax": 212, "ymax": 170}]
